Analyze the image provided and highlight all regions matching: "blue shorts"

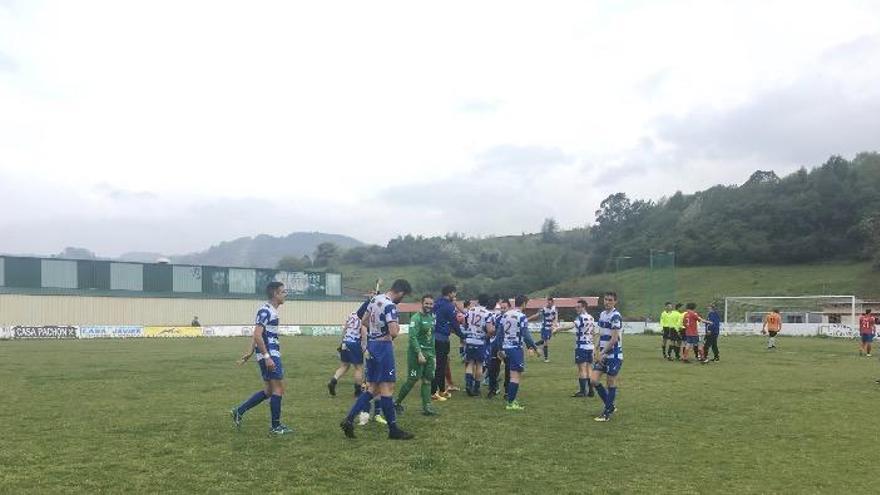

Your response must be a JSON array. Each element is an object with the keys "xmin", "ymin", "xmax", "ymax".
[
  {"xmin": 465, "ymin": 344, "xmax": 486, "ymax": 363},
  {"xmin": 365, "ymin": 340, "xmax": 396, "ymax": 383},
  {"xmin": 861, "ymin": 334, "xmax": 874, "ymax": 343},
  {"xmin": 340, "ymin": 341, "xmax": 364, "ymax": 365},
  {"xmin": 575, "ymin": 348, "xmax": 594, "ymax": 364},
  {"xmin": 593, "ymin": 358, "xmax": 622, "ymax": 377},
  {"xmin": 685, "ymin": 335, "xmax": 700, "ymax": 345},
  {"xmin": 258, "ymin": 356, "xmax": 284, "ymax": 381},
  {"xmin": 504, "ymin": 347, "xmax": 525, "ymax": 373},
  {"xmin": 541, "ymin": 328, "xmax": 553, "ymax": 341}
]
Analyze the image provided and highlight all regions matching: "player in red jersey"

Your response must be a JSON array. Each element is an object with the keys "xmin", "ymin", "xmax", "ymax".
[{"xmin": 682, "ymin": 303, "xmax": 710, "ymax": 363}]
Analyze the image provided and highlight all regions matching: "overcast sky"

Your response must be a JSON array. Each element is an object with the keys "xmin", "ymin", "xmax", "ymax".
[{"xmin": 1, "ymin": 0, "xmax": 879, "ymax": 257}]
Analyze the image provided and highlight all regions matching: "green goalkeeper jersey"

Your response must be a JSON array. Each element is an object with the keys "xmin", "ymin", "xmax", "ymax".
[{"xmin": 409, "ymin": 311, "xmax": 436, "ymax": 357}]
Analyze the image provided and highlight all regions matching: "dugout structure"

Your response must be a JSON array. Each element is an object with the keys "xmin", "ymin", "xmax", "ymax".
[{"xmin": 723, "ymin": 295, "xmax": 857, "ymax": 336}]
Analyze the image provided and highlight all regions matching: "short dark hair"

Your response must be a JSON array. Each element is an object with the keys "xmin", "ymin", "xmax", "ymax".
[
  {"xmin": 686, "ymin": 302, "xmax": 696, "ymax": 310},
  {"xmin": 499, "ymin": 297, "xmax": 511, "ymax": 307},
  {"xmin": 390, "ymin": 279, "xmax": 412, "ymax": 295},
  {"xmin": 547, "ymin": 297, "xmax": 554, "ymax": 301},
  {"xmin": 515, "ymin": 294, "xmax": 529, "ymax": 307},
  {"xmin": 421, "ymin": 294, "xmax": 434, "ymax": 302},
  {"xmin": 441, "ymin": 285, "xmax": 457, "ymax": 296},
  {"xmin": 604, "ymin": 291, "xmax": 618, "ymax": 300},
  {"xmin": 866, "ymin": 308, "xmax": 873, "ymax": 314},
  {"xmin": 265, "ymin": 281, "xmax": 284, "ymax": 299},
  {"xmin": 478, "ymin": 294, "xmax": 491, "ymax": 307},
  {"xmin": 462, "ymin": 299, "xmax": 472, "ymax": 308},
  {"xmin": 665, "ymin": 301, "xmax": 672, "ymax": 306},
  {"xmin": 675, "ymin": 303, "xmax": 683, "ymax": 310},
  {"xmin": 577, "ymin": 299, "xmax": 588, "ymax": 307},
  {"xmin": 772, "ymin": 308, "xmax": 780, "ymax": 313}
]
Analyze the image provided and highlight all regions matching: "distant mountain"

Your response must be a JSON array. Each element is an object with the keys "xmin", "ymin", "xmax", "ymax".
[{"xmin": 170, "ymin": 232, "xmax": 364, "ymax": 268}]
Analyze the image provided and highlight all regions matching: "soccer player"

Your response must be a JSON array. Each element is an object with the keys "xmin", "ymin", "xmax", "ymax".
[
  {"xmin": 463, "ymin": 294, "xmax": 496, "ymax": 397},
  {"xmin": 681, "ymin": 303, "xmax": 710, "ymax": 363},
  {"xmin": 704, "ymin": 304, "xmax": 721, "ymax": 361},
  {"xmin": 859, "ymin": 309, "xmax": 876, "ymax": 357},
  {"xmin": 432, "ymin": 285, "xmax": 463, "ymax": 400},
  {"xmin": 327, "ymin": 303, "xmax": 369, "ymax": 398},
  {"xmin": 340, "ymin": 279, "xmax": 414, "ymax": 440},
  {"xmin": 230, "ymin": 281, "xmax": 292, "ymax": 436},
  {"xmin": 486, "ymin": 297, "xmax": 510, "ymax": 399},
  {"xmin": 556, "ymin": 299, "xmax": 596, "ymax": 398},
  {"xmin": 394, "ymin": 294, "xmax": 439, "ymax": 416},
  {"xmin": 762, "ymin": 308, "xmax": 782, "ymax": 349},
  {"xmin": 660, "ymin": 302, "xmax": 676, "ymax": 359},
  {"xmin": 498, "ymin": 295, "xmax": 539, "ymax": 411},
  {"xmin": 592, "ymin": 291, "xmax": 623, "ymax": 422},
  {"xmin": 669, "ymin": 303, "xmax": 684, "ymax": 360},
  {"xmin": 531, "ymin": 297, "xmax": 559, "ymax": 363}
]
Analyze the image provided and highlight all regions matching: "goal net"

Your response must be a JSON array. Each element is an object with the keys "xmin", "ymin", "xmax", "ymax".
[{"xmin": 723, "ymin": 295, "xmax": 857, "ymax": 337}]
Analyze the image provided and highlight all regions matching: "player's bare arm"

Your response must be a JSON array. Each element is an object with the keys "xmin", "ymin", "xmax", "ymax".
[{"xmin": 253, "ymin": 324, "xmax": 274, "ymax": 370}]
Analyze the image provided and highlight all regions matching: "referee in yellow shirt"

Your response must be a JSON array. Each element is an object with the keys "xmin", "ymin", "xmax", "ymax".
[{"xmin": 660, "ymin": 302, "xmax": 677, "ymax": 359}]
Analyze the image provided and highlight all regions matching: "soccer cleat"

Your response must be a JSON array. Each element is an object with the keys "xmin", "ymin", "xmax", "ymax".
[
  {"xmin": 230, "ymin": 409, "xmax": 242, "ymax": 430},
  {"xmin": 269, "ymin": 424, "xmax": 294, "ymax": 436},
  {"xmin": 712, "ymin": 357, "xmax": 720, "ymax": 362},
  {"xmin": 571, "ymin": 391, "xmax": 587, "ymax": 398},
  {"xmin": 357, "ymin": 412, "xmax": 370, "ymax": 426},
  {"xmin": 389, "ymin": 428, "xmax": 415, "ymax": 440},
  {"xmin": 505, "ymin": 401, "xmax": 525, "ymax": 411},
  {"xmin": 340, "ymin": 420, "xmax": 356, "ymax": 438},
  {"xmin": 587, "ymin": 389, "xmax": 595, "ymax": 398},
  {"xmin": 422, "ymin": 407, "xmax": 440, "ymax": 416},
  {"xmin": 431, "ymin": 393, "xmax": 447, "ymax": 402},
  {"xmin": 374, "ymin": 414, "xmax": 388, "ymax": 425},
  {"xmin": 447, "ymin": 386, "xmax": 460, "ymax": 392},
  {"xmin": 327, "ymin": 380, "xmax": 336, "ymax": 397},
  {"xmin": 543, "ymin": 359, "xmax": 550, "ymax": 363},
  {"xmin": 868, "ymin": 354, "xmax": 873, "ymax": 357},
  {"xmin": 441, "ymin": 391, "xmax": 453, "ymax": 399},
  {"xmin": 666, "ymin": 356, "xmax": 674, "ymax": 361},
  {"xmin": 593, "ymin": 414, "xmax": 611, "ymax": 422},
  {"xmin": 486, "ymin": 390, "xmax": 497, "ymax": 399},
  {"xmin": 394, "ymin": 403, "xmax": 405, "ymax": 415}
]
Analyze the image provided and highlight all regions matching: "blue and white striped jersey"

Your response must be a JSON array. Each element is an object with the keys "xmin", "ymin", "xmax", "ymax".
[
  {"xmin": 501, "ymin": 309, "xmax": 530, "ymax": 349},
  {"xmin": 597, "ymin": 308, "xmax": 623, "ymax": 359},
  {"xmin": 465, "ymin": 305, "xmax": 492, "ymax": 345},
  {"xmin": 366, "ymin": 294, "xmax": 399, "ymax": 340},
  {"xmin": 575, "ymin": 312, "xmax": 595, "ymax": 350},
  {"xmin": 254, "ymin": 302, "xmax": 281, "ymax": 361},
  {"xmin": 540, "ymin": 306, "xmax": 558, "ymax": 330},
  {"xmin": 342, "ymin": 312, "xmax": 362, "ymax": 343}
]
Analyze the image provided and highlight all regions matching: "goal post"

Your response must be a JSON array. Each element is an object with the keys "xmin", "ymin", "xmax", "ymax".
[{"xmin": 723, "ymin": 295, "xmax": 857, "ymax": 337}]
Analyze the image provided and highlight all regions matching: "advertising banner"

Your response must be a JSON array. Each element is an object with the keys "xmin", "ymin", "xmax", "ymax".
[
  {"xmin": 143, "ymin": 326, "xmax": 203, "ymax": 338},
  {"xmin": 0, "ymin": 327, "xmax": 12, "ymax": 339},
  {"xmin": 13, "ymin": 325, "xmax": 78, "ymax": 339},
  {"xmin": 202, "ymin": 326, "xmax": 254, "ymax": 337},
  {"xmin": 78, "ymin": 326, "xmax": 144, "ymax": 338}
]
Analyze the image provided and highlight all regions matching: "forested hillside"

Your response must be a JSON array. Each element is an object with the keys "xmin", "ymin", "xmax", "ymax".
[{"xmin": 323, "ymin": 153, "xmax": 879, "ymax": 297}]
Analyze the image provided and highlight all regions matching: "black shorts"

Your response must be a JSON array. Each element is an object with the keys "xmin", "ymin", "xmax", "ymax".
[
  {"xmin": 662, "ymin": 328, "xmax": 675, "ymax": 339},
  {"xmin": 671, "ymin": 330, "xmax": 683, "ymax": 342},
  {"xmin": 768, "ymin": 331, "xmax": 778, "ymax": 338}
]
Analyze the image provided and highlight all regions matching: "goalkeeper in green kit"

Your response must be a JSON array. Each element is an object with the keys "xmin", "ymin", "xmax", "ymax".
[{"xmin": 395, "ymin": 294, "xmax": 440, "ymax": 416}]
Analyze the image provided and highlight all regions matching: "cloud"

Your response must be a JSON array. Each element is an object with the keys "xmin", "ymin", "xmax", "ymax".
[
  {"xmin": 458, "ymin": 99, "xmax": 502, "ymax": 114},
  {"xmin": 654, "ymin": 36, "xmax": 880, "ymax": 168},
  {"xmin": 476, "ymin": 145, "xmax": 574, "ymax": 173}
]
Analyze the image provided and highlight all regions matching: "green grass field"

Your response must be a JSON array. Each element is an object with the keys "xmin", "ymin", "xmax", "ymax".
[
  {"xmin": 2, "ymin": 335, "xmax": 878, "ymax": 494},
  {"xmin": 545, "ymin": 261, "xmax": 878, "ymax": 317}
]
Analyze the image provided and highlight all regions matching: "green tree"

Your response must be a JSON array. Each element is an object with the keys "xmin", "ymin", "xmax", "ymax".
[
  {"xmin": 277, "ymin": 255, "xmax": 312, "ymax": 271},
  {"xmin": 313, "ymin": 242, "xmax": 339, "ymax": 267}
]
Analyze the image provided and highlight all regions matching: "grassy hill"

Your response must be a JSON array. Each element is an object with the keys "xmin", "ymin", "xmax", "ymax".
[{"xmin": 541, "ymin": 261, "xmax": 878, "ymax": 318}]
